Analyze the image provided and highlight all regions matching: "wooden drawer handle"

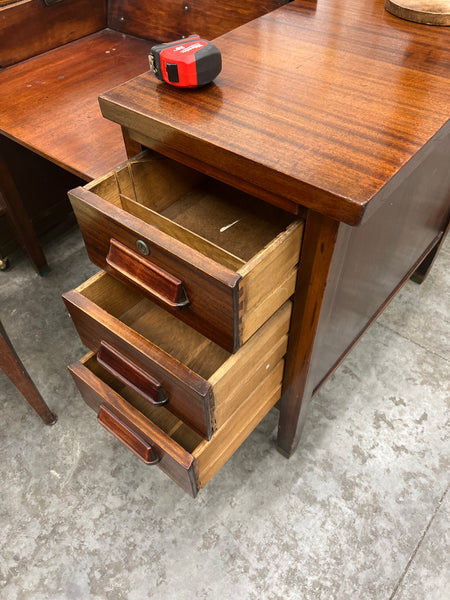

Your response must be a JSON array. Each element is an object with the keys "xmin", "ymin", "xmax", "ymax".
[
  {"xmin": 97, "ymin": 341, "xmax": 168, "ymax": 406},
  {"xmin": 98, "ymin": 404, "xmax": 160, "ymax": 465},
  {"xmin": 106, "ymin": 238, "xmax": 189, "ymax": 309}
]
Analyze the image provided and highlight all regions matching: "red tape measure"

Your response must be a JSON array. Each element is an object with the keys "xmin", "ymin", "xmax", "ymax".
[{"xmin": 149, "ymin": 35, "xmax": 222, "ymax": 88}]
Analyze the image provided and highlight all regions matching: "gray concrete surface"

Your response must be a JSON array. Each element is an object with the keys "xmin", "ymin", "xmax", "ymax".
[{"xmin": 0, "ymin": 225, "xmax": 448, "ymax": 600}]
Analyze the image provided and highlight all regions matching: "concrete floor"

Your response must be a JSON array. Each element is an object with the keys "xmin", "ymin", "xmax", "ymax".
[{"xmin": 0, "ymin": 225, "xmax": 448, "ymax": 600}]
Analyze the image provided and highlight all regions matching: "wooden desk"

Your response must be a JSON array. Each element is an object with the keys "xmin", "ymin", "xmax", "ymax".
[{"xmin": 98, "ymin": 0, "xmax": 450, "ymax": 457}]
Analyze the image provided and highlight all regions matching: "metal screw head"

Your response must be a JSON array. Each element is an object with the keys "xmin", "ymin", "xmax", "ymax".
[{"xmin": 136, "ymin": 240, "xmax": 150, "ymax": 255}]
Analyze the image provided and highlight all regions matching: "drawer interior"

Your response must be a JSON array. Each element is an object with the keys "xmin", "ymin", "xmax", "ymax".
[
  {"xmin": 80, "ymin": 272, "xmax": 231, "ymax": 379},
  {"xmin": 86, "ymin": 151, "xmax": 297, "ymax": 270},
  {"xmin": 84, "ymin": 352, "xmax": 204, "ymax": 452}
]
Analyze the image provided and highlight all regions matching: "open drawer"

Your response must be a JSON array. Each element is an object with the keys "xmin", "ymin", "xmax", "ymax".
[
  {"xmin": 69, "ymin": 351, "xmax": 283, "ymax": 497},
  {"xmin": 63, "ymin": 271, "xmax": 291, "ymax": 439},
  {"xmin": 68, "ymin": 150, "xmax": 303, "ymax": 352}
]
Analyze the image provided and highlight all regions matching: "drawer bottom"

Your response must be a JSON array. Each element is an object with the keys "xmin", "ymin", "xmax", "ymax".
[{"xmin": 69, "ymin": 352, "xmax": 284, "ymax": 496}]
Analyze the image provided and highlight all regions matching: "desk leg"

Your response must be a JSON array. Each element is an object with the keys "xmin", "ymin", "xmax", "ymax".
[
  {"xmin": 0, "ymin": 321, "xmax": 56, "ymax": 425},
  {"xmin": 277, "ymin": 211, "xmax": 340, "ymax": 457},
  {"xmin": 0, "ymin": 154, "xmax": 48, "ymax": 275}
]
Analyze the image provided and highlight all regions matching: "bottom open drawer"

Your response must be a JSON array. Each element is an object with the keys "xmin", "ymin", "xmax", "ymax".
[{"xmin": 69, "ymin": 352, "xmax": 284, "ymax": 497}]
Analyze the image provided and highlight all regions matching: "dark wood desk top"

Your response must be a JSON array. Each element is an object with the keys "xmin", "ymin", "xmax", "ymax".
[{"xmin": 99, "ymin": 0, "xmax": 450, "ymax": 225}]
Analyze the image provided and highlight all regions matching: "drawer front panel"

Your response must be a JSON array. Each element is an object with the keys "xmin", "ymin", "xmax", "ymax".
[
  {"xmin": 69, "ymin": 359, "xmax": 199, "ymax": 496},
  {"xmin": 63, "ymin": 287, "xmax": 215, "ymax": 439},
  {"xmin": 70, "ymin": 188, "xmax": 240, "ymax": 351}
]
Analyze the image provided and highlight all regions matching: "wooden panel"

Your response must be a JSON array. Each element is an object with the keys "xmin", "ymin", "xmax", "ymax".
[
  {"xmin": 108, "ymin": 0, "xmax": 291, "ymax": 42},
  {"xmin": 0, "ymin": 30, "xmax": 155, "ymax": 181},
  {"xmin": 0, "ymin": 0, "xmax": 107, "ymax": 67},
  {"xmin": 308, "ymin": 123, "xmax": 450, "ymax": 394},
  {"xmin": 68, "ymin": 358, "xmax": 199, "ymax": 497},
  {"xmin": 99, "ymin": 0, "xmax": 450, "ymax": 225},
  {"xmin": 68, "ymin": 186, "xmax": 240, "ymax": 351},
  {"xmin": 238, "ymin": 220, "xmax": 303, "ymax": 343},
  {"xmin": 194, "ymin": 363, "xmax": 284, "ymax": 489},
  {"xmin": 0, "ymin": 136, "xmax": 81, "ymax": 257}
]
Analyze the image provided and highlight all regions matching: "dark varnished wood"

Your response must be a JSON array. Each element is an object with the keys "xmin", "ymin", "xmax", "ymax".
[
  {"xmin": 68, "ymin": 186, "xmax": 240, "ymax": 351},
  {"xmin": 97, "ymin": 341, "xmax": 168, "ymax": 407},
  {"xmin": 108, "ymin": 0, "xmax": 291, "ymax": 43},
  {"xmin": 99, "ymin": 0, "xmax": 450, "ymax": 226},
  {"xmin": 98, "ymin": 404, "xmax": 161, "ymax": 465},
  {"xmin": 0, "ymin": 136, "xmax": 81, "ymax": 263},
  {"xmin": 0, "ymin": 30, "xmax": 155, "ymax": 181},
  {"xmin": 69, "ymin": 358, "xmax": 199, "ymax": 496},
  {"xmin": 308, "ymin": 125, "xmax": 450, "ymax": 394},
  {"xmin": 277, "ymin": 211, "xmax": 340, "ymax": 456},
  {"xmin": 98, "ymin": 0, "xmax": 450, "ymax": 462},
  {"xmin": 0, "ymin": 320, "xmax": 56, "ymax": 425},
  {"xmin": 106, "ymin": 239, "xmax": 190, "ymax": 309},
  {"xmin": 0, "ymin": 0, "xmax": 106, "ymax": 67},
  {"xmin": 0, "ymin": 153, "xmax": 48, "ymax": 273}
]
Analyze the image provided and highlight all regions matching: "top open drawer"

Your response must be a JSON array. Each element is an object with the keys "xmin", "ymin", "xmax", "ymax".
[{"xmin": 69, "ymin": 151, "xmax": 303, "ymax": 352}]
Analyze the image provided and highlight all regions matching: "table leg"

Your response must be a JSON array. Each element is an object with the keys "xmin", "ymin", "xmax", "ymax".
[
  {"xmin": 0, "ymin": 321, "xmax": 56, "ymax": 425},
  {"xmin": 277, "ymin": 211, "xmax": 340, "ymax": 457},
  {"xmin": 0, "ymin": 154, "xmax": 49, "ymax": 275}
]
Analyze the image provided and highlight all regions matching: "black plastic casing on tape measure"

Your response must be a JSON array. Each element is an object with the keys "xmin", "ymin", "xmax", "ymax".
[{"xmin": 149, "ymin": 35, "xmax": 222, "ymax": 88}]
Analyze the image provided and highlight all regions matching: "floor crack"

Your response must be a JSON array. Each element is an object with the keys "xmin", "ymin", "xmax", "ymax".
[
  {"xmin": 388, "ymin": 482, "xmax": 450, "ymax": 600},
  {"xmin": 376, "ymin": 320, "xmax": 450, "ymax": 364}
]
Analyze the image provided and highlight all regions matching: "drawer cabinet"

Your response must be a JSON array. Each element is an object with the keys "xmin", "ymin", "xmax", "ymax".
[
  {"xmin": 65, "ymin": 151, "xmax": 303, "ymax": 495},
  {"xmin": 68, "ymin": 151, "xmax": 303, "ymax": 352}
]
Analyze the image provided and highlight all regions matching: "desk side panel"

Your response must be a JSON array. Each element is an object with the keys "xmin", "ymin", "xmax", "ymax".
[{"xmin": 309, "ymin": 123, "xmax": 450, "ymax": 392}]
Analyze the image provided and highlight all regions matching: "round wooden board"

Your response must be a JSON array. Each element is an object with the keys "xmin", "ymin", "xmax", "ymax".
[{"xmin": 385, "ymin": 0, "xmax": 450, "ymax": 25}]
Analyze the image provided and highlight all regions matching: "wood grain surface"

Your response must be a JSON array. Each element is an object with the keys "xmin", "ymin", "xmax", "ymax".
[
  {"xmin": 99, "ymin": 0, "xmax": 450, "ymax": 225},
  {"xmin": 385, "ymin": 0, "xmax": 450, "ymax": 25},
  {"xmin": 0, "ymin": 0, "xmax": 106, "ymax": 67},
  {"xmin": 108, "ymin": 0, "xmax": 291, "ymax": 43},
  {"xmin": 0, "ymin": 30, "xmax": 154, "ymax": 181}
]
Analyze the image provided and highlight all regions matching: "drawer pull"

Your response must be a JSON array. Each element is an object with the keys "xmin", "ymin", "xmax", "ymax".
[
  {"xmin": 97, "ymin": 341, "xmax": 168, "ymax": 406},
  {"xmin": 106, "ymin": 238, "xmax": 189, "ymax": 309},
  {"xmin": 98, "ymin": 404, "xmax": 160, "ymax": 465}
]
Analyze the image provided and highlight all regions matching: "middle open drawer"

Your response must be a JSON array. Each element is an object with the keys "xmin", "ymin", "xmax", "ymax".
[
  {"xmin": 63, "ymin": 271, "xmax": 291, "ymax": 439},
  {"xmin": 68, "ymin": 150, "xmax": 303, "ymax": 352}
]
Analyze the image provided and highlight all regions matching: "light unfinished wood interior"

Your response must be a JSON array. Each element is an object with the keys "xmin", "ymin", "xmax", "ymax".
[
  {"xmin": 85, "ymin": 151, "xmax": 297, "ymax": 271},
  {"xmin": 78, "ymin": 271, "xmax": 229, "ymax": 380}
]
